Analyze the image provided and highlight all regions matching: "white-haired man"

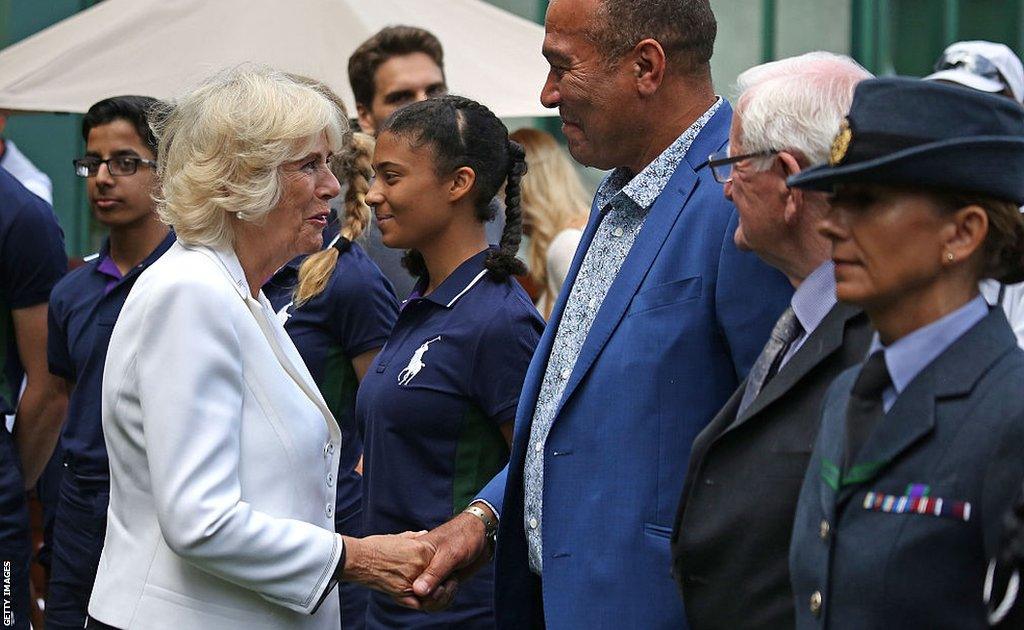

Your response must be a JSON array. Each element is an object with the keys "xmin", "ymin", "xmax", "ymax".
[{"xmin": 670, "ymin": 52, "xmax": 873, "ymax": 630}]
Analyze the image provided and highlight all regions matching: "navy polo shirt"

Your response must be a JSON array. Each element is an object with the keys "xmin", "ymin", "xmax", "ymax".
[
  {"xmin": 264, "ymin": 238, "xmax": 399, "ymax": 524},
  {"xmin": 357, "ymin": 247, "xmax": 544, "ymax": 628},
  {"xmin": 47, "ymin": 232, "xmax": 175, "ymax": 476},
  {"xmin": 0, "ymin": 168, "xmax": 67, "ymax": 415}
]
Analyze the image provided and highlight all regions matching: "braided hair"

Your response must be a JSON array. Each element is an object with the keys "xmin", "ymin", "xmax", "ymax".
[
  {"xmin": 379, "ymin": 95, "xmax": 527, "ymax": 281},
  {"xmin": 293, "ymin": 132, "xmax": 375, "ymax": 305}
]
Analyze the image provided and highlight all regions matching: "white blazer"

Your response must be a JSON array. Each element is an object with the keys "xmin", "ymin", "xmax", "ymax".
[{"xmin": 89, "ymin": 242, "xmax": 344, "ymax": 630}]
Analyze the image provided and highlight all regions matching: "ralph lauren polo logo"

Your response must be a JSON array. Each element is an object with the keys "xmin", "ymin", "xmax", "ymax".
[{"xmin": 398, "ymin": 336, "xmax": 442, "ymax": 386}]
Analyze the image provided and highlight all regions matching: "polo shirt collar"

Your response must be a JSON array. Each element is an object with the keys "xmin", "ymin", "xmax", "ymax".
[
  {"xmin": 90, "ymin": 232, "xmax": 176, "ymax": 280},
  {"xmin": 407, "ymin": 248, "xmax": 491, "ymax": 309}
]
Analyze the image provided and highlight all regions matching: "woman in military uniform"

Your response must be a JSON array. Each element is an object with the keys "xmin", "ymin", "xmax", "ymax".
[{"xmin": 785, "ymin": 76, "xmax": 1024, "ymax": 629}]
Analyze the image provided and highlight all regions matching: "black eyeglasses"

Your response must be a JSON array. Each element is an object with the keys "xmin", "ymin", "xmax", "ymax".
[
  {"xmin": 73, "ymin": 156, "xmax": 157, "ymax": 178},
  {"xmin": 934, "ymin": 50, "xmax": 1010, "ymax": 91},
  {"xmin": 706, "ymin": 148, "xmax": 778, "ymax": 184}
]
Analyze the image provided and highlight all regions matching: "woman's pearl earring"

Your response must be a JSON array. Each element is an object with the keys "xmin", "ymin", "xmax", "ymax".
[{"xmin": 946, "ymin": 252, "xmax": 955, "ymax": 262}]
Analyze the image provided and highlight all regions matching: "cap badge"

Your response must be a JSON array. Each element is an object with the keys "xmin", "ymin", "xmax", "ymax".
[{"xmin": 830, "ymin": 119, "xmax": 853, "ymax": 166}]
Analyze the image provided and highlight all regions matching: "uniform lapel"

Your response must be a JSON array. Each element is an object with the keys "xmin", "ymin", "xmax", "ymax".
[
  {"xmin": 815, "ymin": 372, "xmax": 854, "ymax": 521},
  {"xmin": 727, "ymin": 303, "xmax": 862, "ymax": 432},
  {"xmin": 835, "ymin": 307, "xmax": 1014, "ymax": 506}
]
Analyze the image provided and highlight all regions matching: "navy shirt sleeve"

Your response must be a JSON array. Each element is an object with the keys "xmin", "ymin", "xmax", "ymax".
[
  {"xmin": 326, "ymin": 248, "xmax": 399, "ymax": 358},
  {"xmin": 0, "ymin": 172, "xmax": 67, "ymax": 309},
  {"xmin": 469, "ymin": 292, "xmax": 543, "ymax": 425},
  {"xmin": 46, "ymin": 281, "xmax": 74, "ymax": 380}
]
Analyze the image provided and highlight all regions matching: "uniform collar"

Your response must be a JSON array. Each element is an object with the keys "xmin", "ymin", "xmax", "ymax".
[
  {"xmin": 868, "ymin": 294, "xmax": 988, "ymax": 401},
  {"xmin": 406, "ymin": 248, "xmax": 492, "ymax": 309}
]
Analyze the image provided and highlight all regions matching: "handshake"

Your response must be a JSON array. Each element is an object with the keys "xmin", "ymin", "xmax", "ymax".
[{"xmin": 340, "ymin": 504, "xmax": 494, "ymax": 611}]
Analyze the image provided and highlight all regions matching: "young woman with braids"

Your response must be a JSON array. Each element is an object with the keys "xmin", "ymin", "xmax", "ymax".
[
  {"xmin": 355, "ymin": 95, "xmax": 544, "ymax": 628},
  {"xmin": 262, "ymin": 130, "xmax": 399, "ymax": 630}
]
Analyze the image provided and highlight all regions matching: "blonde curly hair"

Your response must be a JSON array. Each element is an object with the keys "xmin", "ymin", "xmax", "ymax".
[{"xmin": 152, "ymin": 65, "xmax": 348, "ymax": 248}]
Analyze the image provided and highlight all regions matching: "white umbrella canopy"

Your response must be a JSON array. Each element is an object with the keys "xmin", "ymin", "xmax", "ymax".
[{"xmin": 0, "ymin": 0, "xmax": 554, "ymax": 118}]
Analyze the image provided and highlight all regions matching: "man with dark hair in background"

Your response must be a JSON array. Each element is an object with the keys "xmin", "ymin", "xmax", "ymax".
[
  {"xmin": 44, "ymin": 95, "xmax": 174, "ymax": 630},
  {"xmin": 348, "ymin": 25, "xmax": 447, "ymax": 136},
  {"xmin": 347, "ymin": 25, "xmax": 503, "ymax": 298},
  {"xmin": 406, "ymin": 1, "xmax": 792, "ymax": 628}
]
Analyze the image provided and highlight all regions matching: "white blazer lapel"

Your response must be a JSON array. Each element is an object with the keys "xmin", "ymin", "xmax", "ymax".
[{"xmin": 192, "ymin": 245, "xmax": 340, "ymax": 437}]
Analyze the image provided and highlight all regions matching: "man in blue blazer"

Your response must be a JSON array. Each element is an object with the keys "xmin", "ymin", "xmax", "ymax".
[{"xmin": 406, "ymin": 0, "xmax": 792, "ymax": 627}]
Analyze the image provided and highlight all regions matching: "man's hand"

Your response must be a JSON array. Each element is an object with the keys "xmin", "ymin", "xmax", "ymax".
[
  {"xmin": 341, "ymin": 531, "xmax": 433, "ymax": 596},
  {"xmin": 395, "ymin": 504, "xmax": 493, "ymax": 611}
]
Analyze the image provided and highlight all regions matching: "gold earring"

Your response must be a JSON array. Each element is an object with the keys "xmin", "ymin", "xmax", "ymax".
[{"xmin": 946, "ymin": 252, "xmax": 955, "ymax": 262}]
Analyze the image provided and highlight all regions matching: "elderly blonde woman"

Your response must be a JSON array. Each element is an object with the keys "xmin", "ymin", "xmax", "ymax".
[{"xmin": 86, "ymin": 67, "xmax": 431, "ymax": 630}]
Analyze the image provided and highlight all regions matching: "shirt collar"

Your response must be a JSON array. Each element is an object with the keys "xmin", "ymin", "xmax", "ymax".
[
  {"xmin": 406, "ymin": 248, "xmax": 491, "ymax": 309},
  {"xmin": 594, "ymin": 97, "xmax": 723, "ymax": 213},
  {"xmin": 790, "ymin": 261, "xmax": 837, "ymax": 337},
  {"xmin": 868, "ymin": 294, "xmax": 989, "ymax": 396},
  {"xmin": 92, "ymin": 232, "xmax": 176, "ymax": 280}
]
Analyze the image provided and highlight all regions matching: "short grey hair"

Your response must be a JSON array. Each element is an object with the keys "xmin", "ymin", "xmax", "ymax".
[
  {"xmin": 587, "ymin": 0, "xmax": 716, "ymax": 74},
  {"xmin": 153, "ymin": 65, "xmax": 348, "ymax": 248},
  {"xmin": 734, "ymin": 52, "xmax": 872, "ymax": 170}
]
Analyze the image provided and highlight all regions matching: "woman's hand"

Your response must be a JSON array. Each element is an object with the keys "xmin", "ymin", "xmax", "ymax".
[{"xmin": 341, "ymin": 532, "xmax": 433, "ymax": 596}]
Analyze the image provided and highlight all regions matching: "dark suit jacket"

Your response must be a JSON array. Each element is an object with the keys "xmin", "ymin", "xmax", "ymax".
[
  {"xmin": 790, "ymin": 307, "xmax": 1024, "ymax": 629},
  {"xmin": 671, "ymin": 302, "xmax": 872, "ymax": 630}
]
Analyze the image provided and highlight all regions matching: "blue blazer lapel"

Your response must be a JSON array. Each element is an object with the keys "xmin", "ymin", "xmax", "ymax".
[{"xmin": 519, "ymin": 101, "xmax": 734, "ymax": 437}]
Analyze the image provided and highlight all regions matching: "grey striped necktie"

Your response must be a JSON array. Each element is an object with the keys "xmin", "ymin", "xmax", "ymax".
[{"xmin": 737, "ymin": 306, "xmax": 802, "ymax": 416}]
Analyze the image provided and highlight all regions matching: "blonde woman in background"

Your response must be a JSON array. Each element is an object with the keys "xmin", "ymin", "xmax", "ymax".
[
  {"xmin": 263, "ymin": 89, "xmax": 399, "ymax": 630},
  {"xmin": 88, "ymin": 67, "xmax": 427, "ymax": 630},
  {"xmin": 509, "ymin": 128, "xmax": 589, "ymax": 318}
]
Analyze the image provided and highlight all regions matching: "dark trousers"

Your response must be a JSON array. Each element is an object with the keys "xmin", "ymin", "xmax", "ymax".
[
  {"xmin": 45, "ymin": 466, "xmax": 108, "ymax": 630},
  {"xmin": 337, "ymin": 507, "xmax": 368, "ymax": 630},
  {"xmin": 0, "ymin": 427, "xmax": 30, "ymax": 630},
  {"xmin": 35, "ymin": 444, "xmax": 64, "ymax": 572}
]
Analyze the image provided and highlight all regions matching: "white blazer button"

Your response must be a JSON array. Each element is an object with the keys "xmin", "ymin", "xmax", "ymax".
[
  {"xmin": 560, "ymin": 368, "xmax": 571, "ymax": 380},
  {"xmin": 529, "ymin": 517, "xmax": 538, "ymax": 529},
  {"xmin": 612, "ymin": 227, "xmax": 624, "ymax": 237},
  {"xmin": 327, "ymin": 473, "xmax": 335, "ymax": 487},
  {"xmin": 326, "ymin": 504, "xmax": 334, "ymax": 518},
  {"xmin": 534, "ymin": 442, "xmax": 543, "ymax": 453}
]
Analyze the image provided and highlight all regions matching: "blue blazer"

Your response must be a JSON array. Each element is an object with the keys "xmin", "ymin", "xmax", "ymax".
[
  {"xmin": 790, "ymin": 308, "xmax": 1024, "ymax": 629},
  {"xmin": 477, "ymin": 101, "xmax": 793, "ymax": 629}
]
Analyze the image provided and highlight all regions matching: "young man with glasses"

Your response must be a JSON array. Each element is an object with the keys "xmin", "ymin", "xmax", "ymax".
[{"xmin": 44, "ymin": 96, "xmax": 174, "ymax": 630}]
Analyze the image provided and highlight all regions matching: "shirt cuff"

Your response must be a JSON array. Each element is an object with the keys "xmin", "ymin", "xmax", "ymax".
[{"xmin": 472, "ymin": 498, "xmax": 500, "ymax": 522}]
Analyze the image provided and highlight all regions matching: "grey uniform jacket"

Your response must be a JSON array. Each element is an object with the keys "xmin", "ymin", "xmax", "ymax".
[{"xmin": 790, "ymin": 307, "xmax": 1024, "ymax": 629}]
